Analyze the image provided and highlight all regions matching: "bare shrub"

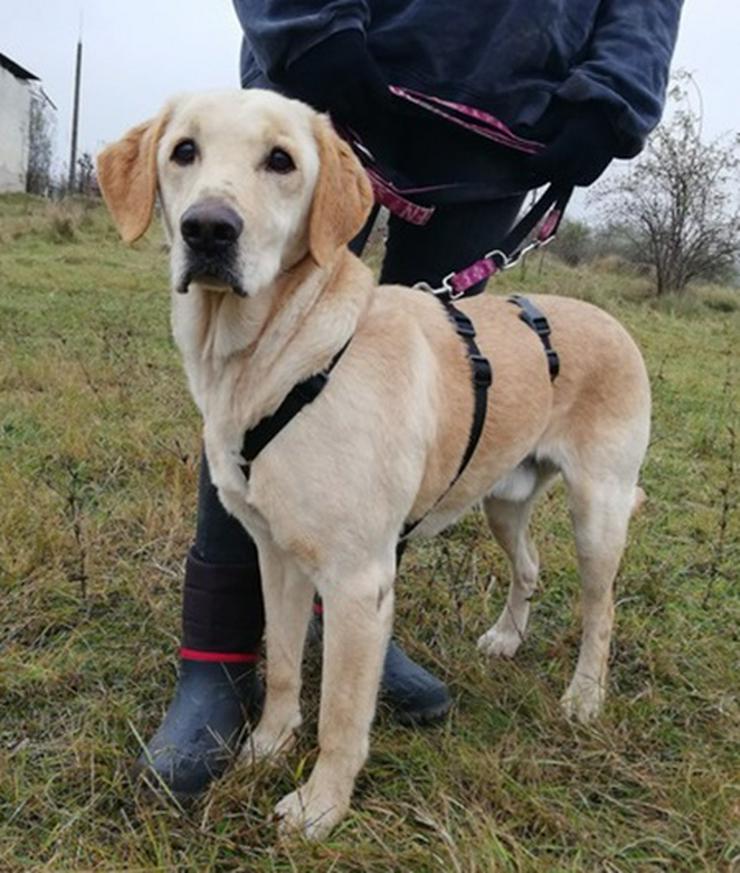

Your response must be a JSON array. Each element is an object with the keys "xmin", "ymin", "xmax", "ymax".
[
  {"xmin": 597, "ymin": 73, "xmax": 740, "ymax": 296},
  {"xmin": 26, "ymin": 88, "xmax": 56, "ymax": 196},
  {"xmin": 550, "ymin": 219, "xmax": 594, "ymax": 266}
]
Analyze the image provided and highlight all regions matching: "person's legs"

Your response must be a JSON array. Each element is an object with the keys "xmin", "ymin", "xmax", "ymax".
[{"xmin": 135, "ymin": 453, "xmax": 265, "ymax": 795}]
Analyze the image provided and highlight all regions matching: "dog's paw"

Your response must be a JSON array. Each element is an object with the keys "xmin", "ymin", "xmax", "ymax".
[
  {"xmin": 477, "ymin": 623, "xmax": 525, "ymax": 659},
  {"xmin": 560, "ymin": 675, "xmax": 605, "ymax": 723},
  {"xmin": 274, "ymin": 783, "xmax": 349, "ymax": 840}
]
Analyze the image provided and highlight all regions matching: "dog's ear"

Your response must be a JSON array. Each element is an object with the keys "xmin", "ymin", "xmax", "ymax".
[
  {"xmin": 309, "ymin": 116, "xmax": 374, "ymax": 267},
  {"xmin": 96, "ymin": 111, "xmax": 170, "ymax": 244}
]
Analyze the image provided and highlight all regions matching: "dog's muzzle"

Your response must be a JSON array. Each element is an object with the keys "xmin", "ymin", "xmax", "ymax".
[{"xmin": 178, "ymin": 199, "xmax": 246, "ymax": 296}]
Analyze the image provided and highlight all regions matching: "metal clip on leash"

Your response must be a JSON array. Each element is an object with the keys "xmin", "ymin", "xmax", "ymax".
[{"xmin": 415, "ymin": 185, "xmax": 573, "ymax": 301}]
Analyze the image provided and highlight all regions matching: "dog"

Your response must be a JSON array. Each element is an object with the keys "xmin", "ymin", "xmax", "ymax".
[{"xmin": 97, "ymin": 89, "xmax": 651, "ymax": 838}]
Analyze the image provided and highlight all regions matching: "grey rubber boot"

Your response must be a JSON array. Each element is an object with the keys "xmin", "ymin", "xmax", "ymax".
[
  {"xmin": 134, "ymin": 658, "xmax": 263, "ymax": 797},
  {"xmin": 310, "ymin": 605, "xmax": 452, "ymax": 725},
  {"xmin": 381, "ymin": 639, "xmax": 451, "ymax": 724}
]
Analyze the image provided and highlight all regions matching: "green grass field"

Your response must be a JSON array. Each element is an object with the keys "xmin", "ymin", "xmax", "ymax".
[{"xmin": 0, "ymin": 194, "xmax": 738, "ymax": 872}]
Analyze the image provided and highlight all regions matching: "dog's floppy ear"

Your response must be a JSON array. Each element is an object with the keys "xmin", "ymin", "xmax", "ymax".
[
  {"xmin": 96, "ymin": 111, "xmax": 170, "ymax": 244},
  {"xmin": 309, "ymin": 116, "xmax": 374, "ymax": 267}
]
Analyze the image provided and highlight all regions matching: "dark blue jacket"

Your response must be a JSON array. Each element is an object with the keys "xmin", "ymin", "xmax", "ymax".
[{"xmin": 234, "ymin": 0, "xmax": 683, "ymax": 158}]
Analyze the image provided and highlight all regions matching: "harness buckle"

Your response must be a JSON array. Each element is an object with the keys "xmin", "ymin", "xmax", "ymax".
[
  {"xmin": 528, "ymin": 315, "xmax": 551, "ymax": 337},
  {"xmin": 546, "ymin": 349, "xmax": 560, "ymax": 380},
  {"xmin": 470, "ymin": 354, "xmax": 493, "ymax": 388},
  {"xmin": 449, "ymin": 309, "xmax": 476, "ymax": 337}
]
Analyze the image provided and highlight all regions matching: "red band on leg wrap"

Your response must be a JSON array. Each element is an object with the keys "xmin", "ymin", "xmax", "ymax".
[{"xmin": 179, "ymin": 647, "xmax": 260, "ymax": 664}]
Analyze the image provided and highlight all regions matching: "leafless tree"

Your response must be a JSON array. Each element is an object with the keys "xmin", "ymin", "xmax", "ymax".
[
  {"xmin": 76, "ymin": 152, "xmax": 97, "ymax": 196},
  {"xmin": 598, "ymin": 74, "xmax": 740, "ymax": 295},
  {"xmin": 26, "ymin": 88, "xmax": 56, "ymax": 196}
]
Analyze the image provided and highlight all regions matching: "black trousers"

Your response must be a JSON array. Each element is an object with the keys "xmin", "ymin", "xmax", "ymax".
[{"xmin": 186, "ymin": 194, "xmax": 524, "ymax": 653}]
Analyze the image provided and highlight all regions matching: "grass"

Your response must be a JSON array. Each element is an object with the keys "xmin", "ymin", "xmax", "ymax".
[{"xmin": 0, "ymin": 194, "xmax": 738, "ymax": 872}]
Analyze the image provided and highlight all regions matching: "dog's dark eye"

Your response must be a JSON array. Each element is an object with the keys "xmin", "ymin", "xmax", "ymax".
[
  {"xmin": 171, "ymin": 139, "xmax": 198, "ymax": 166},
  {"xmin": 265, "ymin": 147, "xmax": 295, "ymax": 174}
]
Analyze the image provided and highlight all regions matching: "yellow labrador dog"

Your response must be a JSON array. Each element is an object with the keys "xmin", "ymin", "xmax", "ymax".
[{"xmin": 98, "ymin": 90, "xmax": 650, "ymax": 838}]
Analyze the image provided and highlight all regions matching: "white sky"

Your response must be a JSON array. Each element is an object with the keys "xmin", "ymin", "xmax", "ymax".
[{"xmin": 2, "ymin": 0, "xmax": 738, "ymax": 171}]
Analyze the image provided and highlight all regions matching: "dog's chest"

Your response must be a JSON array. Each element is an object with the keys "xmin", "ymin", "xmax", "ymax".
[
  {"xmin": 205, "ymin": 430, "xmax": 270, "ymax": 538},
  {"xmin": 196, "ymin": 375, "xmax": 272, "ymax": 539}
]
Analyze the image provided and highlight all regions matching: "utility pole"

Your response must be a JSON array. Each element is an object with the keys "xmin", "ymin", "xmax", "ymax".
[{"xmin": 68, "ymin": 30, "xmax": 83, "ymax": 192}]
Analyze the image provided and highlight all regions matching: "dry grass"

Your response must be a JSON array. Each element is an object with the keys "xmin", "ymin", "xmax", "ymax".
[{"xmin": 1, "ymin": 196, "xmax": 738, "ymax": 872}]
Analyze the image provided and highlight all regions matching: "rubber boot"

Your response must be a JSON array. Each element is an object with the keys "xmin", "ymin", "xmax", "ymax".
[
  {"xmin": 134, "ymin": 549, "xmax": 264, "ymax": 796},
  {"xmin": 311, "ymin": 602, "xmax": 452, "ymax": 725},
  {"xmin": 381, "ymin": 639, "xmax": 452, "ymax": 725},
  {"xmin": 135, "ymin": 658, "xmax": 262, "ymax": 796}
]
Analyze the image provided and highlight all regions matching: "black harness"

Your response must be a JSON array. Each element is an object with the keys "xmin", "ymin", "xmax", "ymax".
[
  {"xmin": 238, "ymin": 296, "xmax": 559, "ymax": 541},
  {"xmin": 239, "ymin": 338, "xmax": 351, "ymax": 481},
  {"xmin": 508, "ymin": 294, "xmax": 560, "ymax": 381},
  {"xmin": 399, "ymin": 294, "xmax": 559, "ymax": 537},
  {"xmin": 399, "ymin": 300, "xmax": 492, "ymax": 538}
]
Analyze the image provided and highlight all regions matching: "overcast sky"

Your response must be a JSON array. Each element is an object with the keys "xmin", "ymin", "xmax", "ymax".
[{"xmin": 2, "ymin": 0, "xmax": 738, "ymax": 170}]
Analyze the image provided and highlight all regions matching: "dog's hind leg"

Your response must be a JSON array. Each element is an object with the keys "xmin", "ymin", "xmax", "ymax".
[
  {"xmin": 478, "ymin": 466, "xmax": 557, "ymax": 659},
  {"xmin": 243, "ymin": 541, "xmax": 314, "ymax": 763},
  {"xmin": 560, "ymin": 471, "xmax": 637, "ymax": 723},
  {"xmin": 274, "ymin": 551, "xmax": 395, "ymax": 839}
]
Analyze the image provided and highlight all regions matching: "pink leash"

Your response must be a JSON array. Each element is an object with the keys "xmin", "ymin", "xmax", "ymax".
[{"xmin": 343, "ymin": 85, "xmax": 571, "ymax": 297}]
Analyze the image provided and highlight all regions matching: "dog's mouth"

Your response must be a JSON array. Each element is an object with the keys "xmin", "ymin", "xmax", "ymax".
[{"xmin": 177, "ymin": 261, "xmax": 247, "ymax": 298}]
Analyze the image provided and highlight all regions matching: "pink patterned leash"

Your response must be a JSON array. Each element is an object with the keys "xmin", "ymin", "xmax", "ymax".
[
  {"xmin": 346, "ymin": 129, "xmax": 456, "ymax": 226},
  {"xmin": 347, "ymin": 87, "xmax": 547, "ymax": 225},
  {"xmin": 342, "ymin": 87, "xmax": 572, "ymax": 298},
  {"xmin": 388, "ymin": 85, "xmax": 545, "ymax": 156},
  {"xmin": 362, "ymin": 166, "xmax": 436, "ymax": 226},
  {"xmin": 423, "ymin": 185, "xmax": 573, "ymax": 300}
]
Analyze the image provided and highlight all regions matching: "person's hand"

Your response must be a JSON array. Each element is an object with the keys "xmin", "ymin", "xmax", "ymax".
[
  {"xmin": 526, "ymin": 105, "xmax": 620, "ymax": 188},
  {"xmin": 277, "ymin": 29, "xmax": 391, "ymax": 129}
]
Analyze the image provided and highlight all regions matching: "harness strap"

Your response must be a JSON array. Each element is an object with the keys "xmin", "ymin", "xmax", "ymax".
[
  {"xmin": 508, "ymin": 294, "xmax": 560, "ymax": 381},
  {"xmin": 239, "ymin": 338, "xmax": 352, "ymax": 480},
  {"xmin": 401, "ymin": 301, "xmax": 492, "ymax": 539},
  {"xmin": 445, "ymin": 305, "xmax": 493, "ymax": 479}
]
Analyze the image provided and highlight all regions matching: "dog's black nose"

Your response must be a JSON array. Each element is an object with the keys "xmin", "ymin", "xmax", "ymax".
[{"xmin": 180, "ymin": 201, "xmax": 243, "ymax": 256}]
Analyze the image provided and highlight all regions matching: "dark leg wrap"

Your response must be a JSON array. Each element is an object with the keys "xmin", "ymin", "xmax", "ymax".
[{"xmin": 181, "ymin": 547, "xmax": 264, "ymax": 657}]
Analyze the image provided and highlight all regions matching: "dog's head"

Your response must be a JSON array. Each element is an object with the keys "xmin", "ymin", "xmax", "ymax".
[{"xmin": 97, "ymin": 90, "xmax": 374, "ymax": 297}]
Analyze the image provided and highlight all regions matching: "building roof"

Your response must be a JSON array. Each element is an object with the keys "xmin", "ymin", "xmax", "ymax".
[{"xmin": 0, "ymin": 52, "xmax": 39, "ymax": 81}]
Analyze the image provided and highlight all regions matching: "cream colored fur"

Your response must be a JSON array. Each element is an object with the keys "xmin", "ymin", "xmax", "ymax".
[{"xmin": 97, "ymin": 90, "xmax": 651, "ymax": 839}]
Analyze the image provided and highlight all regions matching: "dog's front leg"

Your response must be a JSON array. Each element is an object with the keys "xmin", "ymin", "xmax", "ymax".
[
  {"xmin": 243, "ymin": 540, "xmax": 314, "ymax": 763},
  {"xmin": 275, "ymin": 555, "xmax": 395, "ymax": 839}
]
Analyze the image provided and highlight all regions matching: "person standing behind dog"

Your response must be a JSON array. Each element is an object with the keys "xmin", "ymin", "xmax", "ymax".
[{"xmin": 136, "ymin": 0, "xmax": 683, "ymax": 795}]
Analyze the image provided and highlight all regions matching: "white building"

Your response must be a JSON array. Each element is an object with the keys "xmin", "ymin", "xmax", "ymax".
[{"xmin": 0, "ymin": 52, "xmax": 40, "ymax": 193}]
